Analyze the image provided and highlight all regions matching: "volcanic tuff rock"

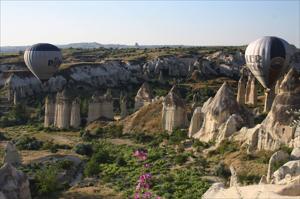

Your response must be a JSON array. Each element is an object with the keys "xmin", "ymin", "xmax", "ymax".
[
  {"xmin": 193, "ymin": 82, "xmax": 251, "ymax": 142},
  {"xmin": 272, "ymin": 160, "xmax": 300, "ymax": 185},
  {"xmin": 291, "ymin": 148, "xmax": 300, "ymax": 160},
  {"xmin": 241, "ymin": 67, "xmax": 300, "ymax": 151},
  {"xmin": 134, "ymin": 82, "xmax": 153, "ymax": 110},
  {"xmin": 0, "ymin": 163, "xmax": 31, "ymax": 199},
  {"xmin": 188, "ymin": 107, "xmax": 203, "ymax": 137},
  {"xmin": 162, "ymin": 85, "xmax": 188, "ymax": 132},
  {"xmin": 267, "ymin": 151, "xmax": 290, "ymax": 183},
  {"xmin": 3, "ymin": 142, "xmax": 21, "ymax": 166}
]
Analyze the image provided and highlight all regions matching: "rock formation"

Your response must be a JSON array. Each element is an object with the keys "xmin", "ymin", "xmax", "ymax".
[
  {"xmin": 264, "ymin": 87, "xmax": 275, "ymax": 113},
  {"xmin": 237, "ymin": 71, "xmax": 247, "ymax": 104},
  {"xmin": 134, "ymin": 82, "xmax": 153, "ymax": 110},
  {"xmin": 0, "ymin": 163, "xmax": 31, "ymax": 199},
  {"xmin": 44, "ymin": 94, "xmax": 55, "ymax": 127},
  {"xmin": 291, "ymin": 148, "xmax": 300, "ymax": 160},
  {"xmin": 203, "ymin": 148, "xmax": 300, "ymax": 199},
  {"xmin": 54, "ymin": 89, "xmax": 72, "ymax": 129},
  {"xmin": 248, "ymin": 75, "xmax": 257, "ymax": 106},
  {"xmin": 267, "ymin": 151, "xmax": 290, "ymax": 183},
  {"xmin": 100, "ymin": 89, "xmax": 114, "ymax": 120},
  {"xmin": 87, "ymin": 93, "xmax": 101, "ymax": 123},
  {"xmin": 70, "ymin": 97, "xmax": 81, "ymax": 128},
  {"xmin": 87, "ymin": 90, "xmax": 114, "ymax": 122},
  {"xmin": 120, "ymin": 94, "xmax": 128, "ymax": 119},
  {"xmin": 229, "ymin": 165, "xmax": 239, "ymax": 187},
  {"xmin": 162, "ymin": 85, "xmax": 188, "ymax": 132},
  {"xmin": 272, "ymin": 160, "xmax": 300, "ymax": 185},
  {"xmin": 193, "ymin": 82, "xmax": 251, "ymax": 142},
  {"xmin": 188, "ymin": 107, "xmax": 203, "ymax": 138},
  {"xmin": 237, "ymin": 67, "xmax": 300, "ymax": 151},
  {"xmin": 3, "ymin": 142, "xmax": 21, "ymax": 166}
]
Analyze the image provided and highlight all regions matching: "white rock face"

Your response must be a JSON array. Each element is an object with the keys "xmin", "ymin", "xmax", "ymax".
[
  {"xmin": 70, "ymin": 97, "xmax": 81, "ymax": 128},
  {"xmin": 120, "ymin": 95, "xmax": 128, "ymax": 119},
  {"xmin": 44, "ymin": 95, "xmax": 56, "ymax": 127},
  {"xmin": 203, "ymin": 183, "xmax": 300, "ymax": 198},
  {"xmin": 188, "ymin": 107, "xmax": 203, "ymax": 138},
  {"xmin": 134, "ymin": 82, "xmax": 153, "ymax": 111},
  {"xmin": 100, "ymin": 89, "xmax": 114, "ymax": 120},
  {"xmin": 0, "ymin": 163, "xmax": 31, "ymax": 199},
  {"xmin": 162, "ymin": 85, "xmax": 188, "ymax": 132},
  {"xmin": 267, "ymin": 151, "xmax": 290, "ymax": 183},
  {"xmin": 237, "ymin": 72, "xmax": 247, "ymax": 104},
  {"xmin": 3, "ymin": 142, "xmax": 21, "ymax": 166},
  {"xmin": 272, "ymin": 160, "xmax": 300, "ymax": 185},
  {"xmin": 54, "ymin": 89, "xmax": 72, "ymax": 129},
  {"xmin": 239, "ymin": 68, "xmax": 300, "ymax": 151},
  {"xmin": 229, "ymin": 165, "xmax": 239, "ymax": 187},
  {"xmin": 87, "ymin": 90, "xmax": 114, "ymax": 122},
  {"xmin": 291, "ymin": 148, "xmax": 300, "ymax": 160},
  {"xmin": 193, "ymin": 82, "xmax": 251, "ymax": 142}
]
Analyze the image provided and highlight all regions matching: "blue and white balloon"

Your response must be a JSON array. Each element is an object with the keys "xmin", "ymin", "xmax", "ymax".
[{"xmin": 24, "ymin": 43, "xmax": 62, "ymax": 81}]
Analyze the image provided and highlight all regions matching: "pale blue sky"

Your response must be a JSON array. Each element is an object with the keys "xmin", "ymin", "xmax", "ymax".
[{"xmin": 1, "ymin": 1, "xmax": 299, "ymax": 47}]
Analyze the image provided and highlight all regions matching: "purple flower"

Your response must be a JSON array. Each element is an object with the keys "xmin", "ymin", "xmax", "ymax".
[
  {"xmin": 134, "ymin": 192, "xmax": 140, "ymax": 199},
  {"xmin": 142, "ymin": 192, "xmax": 152, "ymax": 199},
  {"xmin": 133, "ymin": 149, "xmax": 148, "ymax": 161},
  {"xmin": 144, "ymin": 163, "xmax": 150, "ymax": 168}
]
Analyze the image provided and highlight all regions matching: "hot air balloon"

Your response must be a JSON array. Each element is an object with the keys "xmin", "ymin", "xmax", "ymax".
[
  {"xmin": 245, "ymin": 36, "xmax": 293, "ymax": 89},
  {"xmin": 24, "ymin": 43, "xmax": 62, "ymax": 82}
]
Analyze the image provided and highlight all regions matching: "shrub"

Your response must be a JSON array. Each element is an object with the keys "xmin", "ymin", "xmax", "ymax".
[
  {"xmin": 34, "ymin": 166, "xmax": 61, "ymax": 196},
  {"xmin": 174, "ymin": 154, "xmax": 188, "ymax": 165},
  {"xmin": 214, "ymin": 162, "xmax": 231, "ymax": 179},
  {"xmin": 0, "ymin": 132, "xmax": 8, "ymax": 141},
  {"xmin": 238, "ymin": 173, "xmax": 260, "ymax": 185},
  {"xmin": 10, "ymin": 103, "xmax": 29, "ymax": 124},
  {"xmin": 169, "ymin": 129, "xmax": 187, "ymax": 144},
  {"xmin": 84, "ymin": 159, "xmax": 100, "ymax": 177},
  {"xmin": 212, "ymin": 140, "xmax": 238, "ymax": 155},
  {"xmin": 57, "ymin": 160, "xmax": 74, "ymax": 170},
  {"xmin": 15, "ymin": 136, "xmax": 43, "ymax": 150},
  {"xmin": 74, "ymin": 143, "xmax": 93, "ymax": 156}
]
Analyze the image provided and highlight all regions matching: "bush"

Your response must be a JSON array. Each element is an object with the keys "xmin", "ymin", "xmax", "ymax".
[
  {"xmin": 34, "ymin": 166, "xmax": 61, "ymax": 196},
  {"xmin": 211, "ymin": 140, "xmax": 238, "ymax": 155},
  {"xmin": 74, "ymin": 143, "xmax": 93, "ymax": 156},
  {"xmin": 169, "ymin": 129, "xmax": 187, "ymax": 144},
  {"xmin": 214, "ymin": 162, "xmax": 231, "ymax": 179},
  {"xmin": 10, "ymin": 103, "xmax": 29, "ymax": 124},
  {"xmin": 174, "ymin": 154, "xmax": 188, "ymax": 165},
  {"xmin": 0, "ymin": 132, "xmax": 8, "ymax": 141},
  {"xmin": 84, "ymin": 159, "xmax": 100, "ymax": 177},
  {"xmin": 15, "ymin": 136, "xmax": 43, "ymax": 150},
  {"xmin": 238, "ymin": 173, "xmax": 260, "ymax": 185}
]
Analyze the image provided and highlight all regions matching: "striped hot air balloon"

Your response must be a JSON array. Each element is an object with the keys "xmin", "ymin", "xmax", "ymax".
[
  {"xmin": 245, "ymin": 36, "xmax": 294, "ymax": 89},
  {"xmin": 24, "ymin": 43, "xmax": 62, "ymax": 81}
]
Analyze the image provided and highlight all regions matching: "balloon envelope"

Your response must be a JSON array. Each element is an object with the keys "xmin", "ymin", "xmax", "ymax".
[
  {"xmin": 24, "ymin": 43, "xmax": 62, "ymax": 81},
  {"xmin": 245, "ymin": 36, "xmax": 293, "ymax": 88}
]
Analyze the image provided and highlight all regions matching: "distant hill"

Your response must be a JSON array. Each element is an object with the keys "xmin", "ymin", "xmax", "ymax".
[{"xmin": 0, "ymin": 42, "xmax": 187, "ymax": 53}]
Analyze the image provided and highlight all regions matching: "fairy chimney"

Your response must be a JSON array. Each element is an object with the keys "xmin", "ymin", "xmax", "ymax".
[
  {"xmin": 54, "ymin": 89, "xmax": 72, "ymax": 129},
  {"xmin": 120, "ymin": 94, "xmax": 128, "ymax": 119},
  {"xmin": 134, "ymin": 82, "xmax": 153, "ymax": 110},
  {"xmin": 162, "ymin": 85, "xmax": 188, "ymax": 133},
  {"xmin": 101, "ymin": 89, "xmax": 114, "ymax": 120},
  {"xmin": 3, "ymin": 142, "xmax": 21, "ymax": 166},
  {"xmin": 237, "ymin": 71, "xmax": 247, "ymax": 104},
  {"xmin": 248, "ymin": 75, "xmax": 257, "ymax": 106},
  {"xmin": 87, "ymin": 93, "xmax": 101, "ymax": 123},
  {"xmin": 188, "ymin": 107, "xmax": 203, "ymax": 138},
  {"xmin": 70, "ymin": 97, "xmax": 81, "ymax": 128},
  {"xmin": 44, "ymin": 95, "xmax": 55, "ymax": 127}
]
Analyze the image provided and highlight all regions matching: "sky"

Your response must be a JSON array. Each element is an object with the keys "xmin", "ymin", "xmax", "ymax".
[{"xmin": 1, "ymin": 0, "xmax": 299, "ymax": 47}]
